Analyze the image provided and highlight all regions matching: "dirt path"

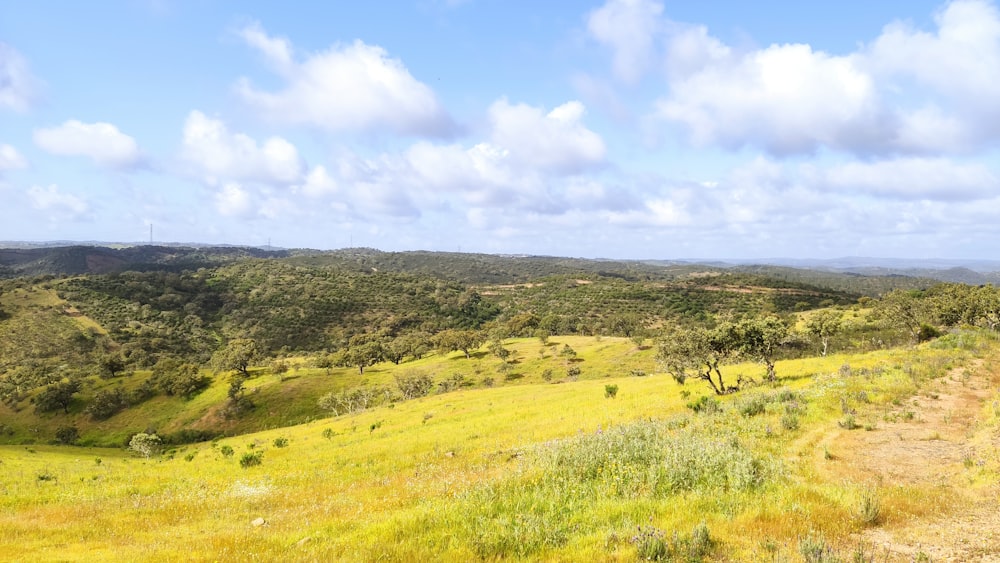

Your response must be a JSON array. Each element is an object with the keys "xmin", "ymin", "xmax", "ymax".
[{"xmin": 804, "ymin": 361, "xmax": 1000, "ymax": 561}]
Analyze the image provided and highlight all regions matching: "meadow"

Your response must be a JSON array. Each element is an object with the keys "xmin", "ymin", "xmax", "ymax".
[{"xmin": 3, "ymin": 330, "xmax": 997, "ymax": 561}]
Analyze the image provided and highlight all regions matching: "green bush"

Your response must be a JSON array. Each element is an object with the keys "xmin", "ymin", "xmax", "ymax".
[
  {"xmin": 686, "ymin": 395, "xmax": 721, "ymax": 415},
  {"xmin": 604, "ymin": 384, "xmax": 619, "ymax": 398},
  {"xmin": 54, "ymin": 425, "xmax": 79, "ymax": 445},
  {"xmin": 273, "ymin": 437, "xmax": 288, "ymax": 448},
  {"xmin": 86, "ymin": 388, "xmax": 128, "ymax": 421},
  {"xmin": 239, "ymin": 451, "xmax": 263, "ymax": 468},
  {"xmin": 219, "ymin": 445, "xmax": 234, "ymax": 457}
]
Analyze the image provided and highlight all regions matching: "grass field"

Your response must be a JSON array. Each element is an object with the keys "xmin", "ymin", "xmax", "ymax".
[{"xmin": 2, "ymin": 330, "xmax": 997, "ymax": 561}]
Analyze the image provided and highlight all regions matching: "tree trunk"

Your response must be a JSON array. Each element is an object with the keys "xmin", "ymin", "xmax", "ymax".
[{"xmin": 765, "ymin": 359, "xmax": 776, "ymax": 382}]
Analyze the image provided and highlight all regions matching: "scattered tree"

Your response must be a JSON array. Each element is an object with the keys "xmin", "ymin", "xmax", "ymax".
[
  {"xmin": 34, "ymin": 379, "xmax": 82, "ymax": 414},
  {"xmin": 657, "ymin": 325, "xmax": 735, "ymax": 395},
  {"xmin": 212, "ymin": 338, "xmax": 261, "ymax": 377},
  {"xmin": 433, "ymin": 329, "xmax": 483, "ymax": 359},
  {"xmin": 734, "ymin": 315, "xmax": 789, "ymax": 381},
  {"xmin": 805, "ymin": 310, "xmax": 843, "ymax": 357}
]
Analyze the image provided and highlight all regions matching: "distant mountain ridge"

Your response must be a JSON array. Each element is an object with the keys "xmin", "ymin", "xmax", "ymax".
[{"xmin": 3, "ymin": 242, "xmax": 1000, "ymax": 286}]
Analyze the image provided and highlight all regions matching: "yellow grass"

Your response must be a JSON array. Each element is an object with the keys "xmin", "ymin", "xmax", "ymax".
[{"xmin": 0, "ymin": 333, "xmax": 995, "ymax": 561}]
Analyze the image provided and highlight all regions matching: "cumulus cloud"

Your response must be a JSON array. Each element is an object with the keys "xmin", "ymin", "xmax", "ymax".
[
  {"xmin": 580, "ymin": 0, "xmax": 1000, "ymax": 156},
  {"xmin": 235, "ymin": 23, "xmax": 455, "ymax": 136},
  {"xmin": 296, "ymin": 165, "xmax": 338, "ymax": 198},
  {"xmin": 586, "ymin": 0, "xmax": 663, "ymax": 83},
  {"xmin": 180, "ymin": 111, "xmax": 303, "ymax": 186},
  {"xmin": 297, "ymin": 99, "xmax": 612, "ymax": 218},
  {"xmin": 865, "ymin": 0, "xmax": 1000, "ymax": 148},
  {"xmin": 488, "ymin": 99, "xmax": 606, "ymax": 174},
  {"xmin": 34, "ymin": 120, "xmax": 142, "ymax": 169},
  {"xmin": 0, "ymin": 43, "xmax": 39, "ymax": 112},
  {"xmin": 655, "ymin": 43, "xmax": 885, "ymax": 155},
  {"xmin": 27, "ymin": 184, "xmax": 90, "ymax": 220},
  {"xmin": 213, "ymin": 182, "xmax": 255, "ymax": 217},
  {"xmin": 0, "ymin": 144, "xmax": 27, "ymax": 172}
]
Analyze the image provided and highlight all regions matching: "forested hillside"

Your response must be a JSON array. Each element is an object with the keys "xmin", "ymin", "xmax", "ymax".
[{"xmin": 2, "ymin": 245, "xmax": 999, "ymax": 449}]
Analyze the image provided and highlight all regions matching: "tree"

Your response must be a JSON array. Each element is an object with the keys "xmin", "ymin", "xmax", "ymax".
[
  {"xmin": 873, "ymin": 289, "xmax": 931, "ymax": 343},
  {"xmin": 334, "ymin": 340, "xmax": 383, "ymax": 375},
  {"xmin": 34, "ymin": 379, "xmax": 81, "ymax": 414},
  {"xmin": 656, "ymin": 325, "xmax": 735, "ymax": 395},
  {"xmin": 212, "ymin": 338, "xmax": 261, "ymax": 377},
  {"xmin": 152, "ymin": 359, "xmax": 211, "ymax": 398},
  {"xmin": 734, "ymin": 315, "xmax": 789, "ymax": 382},
  {"xmin": 488, "ymin": 338, "xmax": 512, "ymax": 363},
  {"xmin": 98, "ymin": 353, "xmax": 127, "ymax": 379},
  {"xmin": 433, "ymin": 329, "xmax": 483, "ymax": 359},
  {"xmin": 805, "ymin": 310, "xmax": 842, "ymax": 357},
  {"xmin": 86, "ymin": 388, "xmax": 128, "ymax": 420}
]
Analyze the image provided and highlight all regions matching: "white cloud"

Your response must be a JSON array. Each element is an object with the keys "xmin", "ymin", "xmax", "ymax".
[
  {"xmin": 865, "ymin": 0, "xmax": 1000, "ymax": 147},
  {"xmin": 235, "ymin": 23, "xmax": 455, "ymax": 136},
  {"xmin": 489, "ymin": 99, "xmax": 606, "ymax": 174},
  {"xmin": 821, "ymin": 158, "xmax": 997, "ymax": 200},
  {"xmin": 297, "ymin": 165, "xmax": 338, "ymax": 198},
  {"xmin": 0, "ymin": 144, "xmax": 27, "ymax": 171},
  {"xmin": 656, "ymin": 43, "xmax": 883, "ymax": 154},
  {"xmin": 587, "ymin": 0, "xmax": 1000, "ymax": 156},
  {"xmin": 213, "ymin": 182, "xmax": 254, "ymax": 217},
  {"xmin": 27, "ymin": 184, "xmax": 89, "ymax": 220},
  {"xmin": 587, "ymin": 0, "xmax": 663, "ymax": 83},
  {"xmin": 0, "ymin": 43, "xmax": 39, "ymax": 112},
  {"xmin": 180, "ymin": 111, "xmax": 303, "ymax": 186},
  {"xmin": 34, "ymin": 120, "xmax": 142, "ymax": 169},
  {"xmin": 868, "ymin": 0, "xmax": 1000, "ymax": 105}
]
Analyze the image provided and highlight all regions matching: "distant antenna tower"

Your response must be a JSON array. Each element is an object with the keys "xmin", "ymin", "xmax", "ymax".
[{"xmin": 149, "ymin": 224, "xmax": 153, "ymax": 245}]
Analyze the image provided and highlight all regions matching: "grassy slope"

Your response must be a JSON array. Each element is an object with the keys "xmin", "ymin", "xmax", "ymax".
[
  {"xmin": 1, "ymin": 331, "xmax": 994, "ymax": 561},
  {"xmin": 1, "ymin": 329, "xmax": 660, "ymax": 446}
]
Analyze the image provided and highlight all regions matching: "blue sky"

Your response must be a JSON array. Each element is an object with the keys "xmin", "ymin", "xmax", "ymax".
[{"xmin": 2, "ymin": 0, "xmax": 999, "ymax": 259}]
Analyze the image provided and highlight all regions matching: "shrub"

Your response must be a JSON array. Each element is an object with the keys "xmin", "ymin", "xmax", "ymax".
[
  {"xmin": 917, "ymin": 324, "xmax": 941, "ymax": 342},
  {"xmin": 737, "ymin": 394, "xmax": 770, "ymax": 417},
  {"xmin": 219, "ymin": 445, "xmax": 234, "ymax": 457},
  {"xmin": 395, "ymin": 372, "xmax": 434, "ymax": 400},
  {"xmin": 541, "ymin": 369, "xmax": 554, "ymax": 382},
  {"xmin": 839, "ymin": 415, "xmax": 858, "ymax": 430},
  {"xmin": 86, "ymin": 388, "xmax": 128, "ymax": 421},
  {"xmin": 318, "ymin": 387, "xmax": 384, "ymax": 416},
  {"xmin": 855, "ymin": 488, "xmax": 881, "ymax": 526},
  {"xmin": 239, "ymin": 451, "xmax": 263, "ymax": 468},
  {"xmin": 128, "ymin": 433, "xmax": 162, "ymax": 458},
  {"xmin": 54, "ymin": 425, "xmax": 79, "ymax": 445},
  {"xmin": 273, "ymin": 437, "xmax": 289, "ymax": 448},
  {"xmin": 630, "ymin": 522, "xmax": 713, "ymax": 561},
  {"xmin": 799, "ymin": 533, "xmax": 837, "ymax": 563},
  {"xmin": 604, "ymin": 384, "xmax": 619, "ymax": 398},
  {"xmin": 781, "ymin": 414, "xmax": 800, "ymax": 431},
  {"xmin": 566, "ymin": 366, "xmax": 581, "ymax": 381},
  {"xmin": 686, "ymin": 395, "xmax": 721, "ymax": 415}
]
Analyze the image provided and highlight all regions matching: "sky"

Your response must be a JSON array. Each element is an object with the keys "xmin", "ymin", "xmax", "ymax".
[{"xmin": 2, "ymin": 0, "xmax": 1000, "ymax": 259}]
